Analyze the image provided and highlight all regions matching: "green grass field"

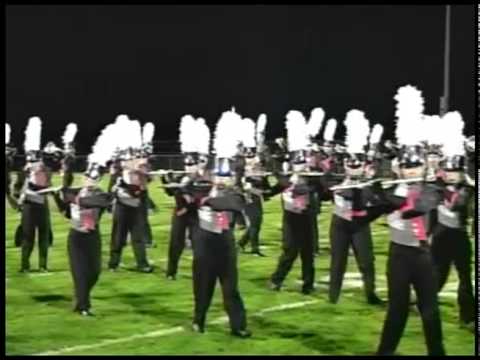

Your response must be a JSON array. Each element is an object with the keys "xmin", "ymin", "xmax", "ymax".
[{"xmin": 5, "ymin": 175, "xmax": 475, "ymax": 355}]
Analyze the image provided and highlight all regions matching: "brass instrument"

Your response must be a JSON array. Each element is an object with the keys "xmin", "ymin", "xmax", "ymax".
[{"xmin": 329, "ymin": 177, "xmax": 424, "ymax": 191}]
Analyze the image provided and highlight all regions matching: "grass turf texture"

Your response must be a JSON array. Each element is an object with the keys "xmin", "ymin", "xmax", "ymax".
[{"xmin": 5, "ymin": 174, "xmax": 475, "ymax": 355}]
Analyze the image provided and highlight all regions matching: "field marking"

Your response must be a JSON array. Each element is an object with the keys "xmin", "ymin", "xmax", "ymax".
[{"xmin": 33, "ymin": 299, "xmax": 319, "ymax": 355}]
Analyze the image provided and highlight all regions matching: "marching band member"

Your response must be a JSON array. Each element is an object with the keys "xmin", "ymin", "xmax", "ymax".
[
  {"xmin": 269, "ymin": 110, "xmax": 326, "ymax": 295},
  {"xmin": 190, "ymin": 109, "xmax": 251, "ymax": 338},
  {"xmin": 140, "ymin": 122, "xmax": 157, "ymax": 248},
  {"xmin": 237, "ymin": 114, "xmax": 272, "ymax": 256},
  {"xmin": 5, "ymin": 123, "xmax": 19, "ymax": 210},
  {"xmin": 374, "ymin": 85, "xmax": 445, "ymax": 356},
  {"xmin": 430, "ymin": 112, "xmax": 474, "ymax": 332},
  {"xmin": 53, "ymin": 123, "xmax": 114, "ymax": 316},
  {"xmin": 108, "ymin": 116, "xmax": 153, "ymax": 273},
  {"xmin": 60, "ymin": 123, "xmax": 78, "ymax": 188},
  {"xmin": 163, "ymin": 115, "xmax": 212, "ymax": 280},
  {"xmin": 328, "ymin": 111, "xmax": 384, "ymax": 305},
  {"xmin": 15, "ymin": 117, "xmax": 56, "ymax": 273}
]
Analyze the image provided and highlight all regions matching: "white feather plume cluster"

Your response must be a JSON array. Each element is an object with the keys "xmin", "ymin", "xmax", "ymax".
[
  {"xmin": 421, "ymin": 115, "xmax": 443, "ymax": 145},
  {"xmin": 196, "ymin": 118, "xmax": 210, "ymax": 154},
  {"xmin": 240, "ymin": 118, "xmax": 256, "ymax": 148},
  {"xmin": 6, "ymin": 123, "xmax": 11, "ymax": 145},
  {"xmin": 256, "ymin": 114, "xmax": 267, "ymax": 145},
  {"xmin": 323, "ymin": 119, "xmax": 337, "ymax": 142},
  {"xmin": 129, "ymin": 120, "xmax": 143, "ymax": 149},
  {"xmin": 62, "ymin": 123, "xmax": 78, "ymax": 147},
  {"xmin": 214, "ymin": 110, "xmax": 243, "ymax": 158},
  {"xmin": 394, "ymin": 85, "xmax": 425, "ymax": 146},
  {"xmin": 441, "ymin": 111, "xmax": 465, "ymax": 157},
  {"xmin": 285, "ymin": 110, "xmax": 309, "ymax": 152},
  {"xmin": 344, "ymin": 110, "xmax": 370, "ymax": 154},
  {"xmin": 88, "ymin": 123, "xmax": 118, "ymax": 166},
  {"xmin": 179, "ymin": 115, "xmax": 198, "ymax": 153},
  {"xmin": 24, "ymin": 116, "xmax": 42, "ymax": 152},
  {"xmin": 369, "ymin": 124, "xmax": 384, "ymax": 145},
  {"xmin": 112, "ymin": 114, "xmax": 131, "ymax": 153},
  {"xmin": 142, "ymin": 122, "xmax": 155, "ymax": 144},
  {"xmin": 307, "ymin": 107, "xmax": 325, "ymax": 138}
]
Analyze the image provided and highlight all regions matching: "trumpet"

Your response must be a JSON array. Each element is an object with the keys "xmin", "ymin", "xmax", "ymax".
[{"xmin": 329, "ymin": 177, "xmax": 424, "ymax": 191}]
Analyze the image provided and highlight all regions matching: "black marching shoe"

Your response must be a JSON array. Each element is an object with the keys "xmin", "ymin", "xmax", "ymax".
[
  {"xmin": 231, "ymin": 329, "xmax": 252, "ymax": 338},
  {"xmin": 269, "ymin": 281, "xmax": 282, "ymax": 291},
  {"xmin": 251, "ymin": 250, "xmax": 266, "ymax": 257},
  {"xmin": 166, "ymin": 274, "xmax": 176, "ymax": 280},
  {"xmin": 367, "ymin": 293, "xmax": 385, "ymax": 306},
  {"xmin": 79, "ymin": 310, "xmax": 95, "ymax": 317},
  {"xmin": 138, "ymin": 265, "xmax": 154, "ymax": 273},
  {"xmin": 302, "ymin": 287, "xmax": 314, "ymax": 295},
  {"xmin": 192, "ymin": 323, "xmax": 204, "ymax": 333},
  {"xmin": 39, "ymin": 267, "xmax": 49, "ymax": 273},
  {"xmin": 459, "ymin": 321, "xmax": 474, "ymax": 333},
  {"xmin": 19, "ymin": 268, "xmax": 30, "ymax": 273}
]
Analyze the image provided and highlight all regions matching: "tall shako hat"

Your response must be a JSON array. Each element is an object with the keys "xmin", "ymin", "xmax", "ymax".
[
  {"xmin": 141, "ymin": 122, "xmax": 155, "ymax": 157},
  {"xmin": 86, "ymin": 122, "xmax": 118, "ymax": 181},
  {"xmin": 367, "ymin": 123, "xmax": 384, "ymax": 161},
  {"xmin": 5, "ymin": 123, "xmax": 16, "ymax": 160},
  {"xmin": 179, "ymin": 114, "xmax": 199, "ymax": 166},
  {"xmin": 439, "ymin": 111, "xmax": 466, "ymax": 171},
  {"xmin": 24, "ymin": 116, "xmax": 43, "ymax": 163},
  {"xmin": 285, "ymin": 110, "xmax": 309, "ymax": 165},
  {"xmin": 112, "ymin": 115, "xmax": 143, "ymax": 161},
  {"xmin": 62, "ymin": 123, "xmax": 78, "ymax": 156},
  {"xmin": 307, "ymin": 107, "xmax": 325, "ymax": 151},
  {"xmin": 321, "ymin": 118, "xmax": 338, "ymax": 154},
  {"xmin": 394, "ymin": 85, "xmax": 426, "ymax": 168},
  {"xmin": 196, "ymin": 117, "xmax": 211, "ymax": 165},
  {"xmin": 213, "ymin": 108, "xmax": 242, "ymax": 176},
  {"xmin": 344, "ymin": 109, "xmax": 370, "ymax": 168},
  {"xmin": 421, "ymin": 114, "xmax": 443, "ymax": 155},
  {"xmin": 239, "ymin": 117, "xmax": 256, "ymax": 158}
]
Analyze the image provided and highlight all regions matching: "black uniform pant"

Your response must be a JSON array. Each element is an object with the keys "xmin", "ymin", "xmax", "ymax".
[
  {"xmin": 238, "ymin": 198, "xmax": 263, "ymax": 252},
  {"xmin": 68, "ymin": 229, "xmax": 101, "ymax": 311},
  {"xmin": 143, "ymin": 201, "xmax": 154, "ymax": 246},
  {"xmin": 109, "ymin": 202, "xmax": 149, "ymax": 269},
  {"xmin": 377, "ymin": 242, "xmax": 445, "ymax": 356},
  {"xmin": 167, "ymin": 211, "xmax": 193, "ymax": 276},
  {"xmin": 271, "ymin": 211, "xmax": 315, "ymax": 292},
  {"xmin": 20, "ymin": 202, "xmax": 51, "ymax": 270},
  {"xmin": 313, "ymin": 213, "xmax": 320, "ymax": 253},
  {"xmin": 431, "ymin": 224, "xmax": 474, "ymax": 324},
  {"xmin": 329, "ymin": 215, "xmax": 376, "ymax": 303},
  {"xmin": 192, "ymin": 226, "xmax": 247, "ymax": 332}
]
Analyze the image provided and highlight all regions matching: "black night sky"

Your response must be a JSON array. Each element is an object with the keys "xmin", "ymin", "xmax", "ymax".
[{"xmin": 6, "ymin": 5, "xmax": 475, "ymax": 154}]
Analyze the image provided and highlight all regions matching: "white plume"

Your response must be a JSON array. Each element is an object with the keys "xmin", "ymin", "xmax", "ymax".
[
  {"xmin": 62, "ymin": 123, "xmax": 78, "ymax": 147},
  {"xmin": 179, "ymin": 115, "xmax": 198, "ymax": 153},
  {"xmin": 441, "ymin": 111, "xmax": 465, "ymax": 157},
  {"xmin": 256, "ymin": 114, "xmax": 267, "ymax": 145},
  {"xmin": 240, "ymin": 118, "xmax": 256, "ymax": 148},
  {"xmin": 113, "ymin": 114, "xmax": 131, "ymax": 152},
  {"xmin": 421, "ymin": 115, "xmax": 443, "ymax": 145},
  {"xmin": 307, "ymin": 107, "xmax": 325, "ymax": 138},
  {"xmin": 88, "ymin": 123, "xmax": 117, "ymax": 166},
  {"xmin": 196, "ymin": 118, "xmax": 210, "ymax": 154},
  {"xmin": 285, "ymin": 110, "xmax": 309, "ymax": 152},
  {"xmin": 24, "ymin": 116, "xmax": 42, "ymax": 152},
  {"xmin": 129, "ymin": 120, "xmax": 143, "ymax": 149},
  {"xmin": 142, "ymin": 122, "xmax": 155, "ymax": 144},
  {"xmin": 323, "ymin": 119, "xmax": 337, "ymax": 142},
  {"xmin": 6, "ymin": 123, "xmax": 11, "ymax": 145},
  {"xmin": 394, "ymin": 85, "xmax": 425, "ymax": 146},
  {"xmin": 344, "ymin": 110, "xmax": 370, "ymax": 154},
  {"xmin": 369, "ymin": 124, "xmax": 384, "ymax": 145},
  {"xmin": 214, "ymin": 110, "xmax": 242, "ymax": 158}
]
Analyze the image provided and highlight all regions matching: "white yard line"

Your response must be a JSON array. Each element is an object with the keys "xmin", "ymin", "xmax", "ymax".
[{"xmin": 34, "ymin": 299, "xmax": 320, "ymax": 355}]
